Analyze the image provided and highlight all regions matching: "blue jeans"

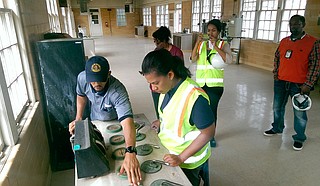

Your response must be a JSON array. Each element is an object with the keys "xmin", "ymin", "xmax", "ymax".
[
  {"xmin": 182, "ymin": 160, "xmax": 210, "ymax": 186},
  {"xmin": 271, "ymin": 80, "xmax": 308, "ymax": 143}
]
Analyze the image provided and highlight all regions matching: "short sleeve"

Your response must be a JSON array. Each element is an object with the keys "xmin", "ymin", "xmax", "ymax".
[{"xmin": 190, "ymin": 95, "xmax": 215, "ymax": 129}]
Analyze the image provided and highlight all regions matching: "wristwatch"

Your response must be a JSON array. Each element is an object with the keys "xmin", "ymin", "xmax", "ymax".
[{"xmin": 125, "ymin": 146, "xmax": 137, "ymax": 154}]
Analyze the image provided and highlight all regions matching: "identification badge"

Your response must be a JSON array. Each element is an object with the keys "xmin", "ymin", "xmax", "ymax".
[{"xmin": 285, "ymin": 50, "xmax": 292, "ymax": 59}]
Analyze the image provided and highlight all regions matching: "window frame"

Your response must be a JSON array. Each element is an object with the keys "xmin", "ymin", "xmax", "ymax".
[
  {"xmin": 46, "ymin": 0, "xmax": 61, "ymax": 32},
  {"xmin": 240, "ymin": 0, "xmax": 307, "ymax": 42},
  {"xmin": 143, "ymin": 7, "xmax": 151, "ymax": 26},
  {"xmin": 191, "ymin": 0, "xmax": 222, "ymax": 32},
  {"xmin": 174, "ymin": 3, "xmax": 182, "ymax": 33},
  {"xmin": 0, "ymin": 4, "xmax": 35, "ymax": 167},
  {"xmin": 156, "ymin": 4, "xmax": 168, "ymax": 27},
  {"xmin": 116, "ymin": 8, "xmax": 127, "ymax": 27}
]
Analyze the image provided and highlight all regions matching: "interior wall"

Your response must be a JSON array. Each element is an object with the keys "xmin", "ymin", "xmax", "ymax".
[
  {"xmin": 73, "ymin": 7, "xmax": 140, "ymax": 37},
  {"xmin": 71, "ymin": 0, "xmax": 128, "ymax": 8}
]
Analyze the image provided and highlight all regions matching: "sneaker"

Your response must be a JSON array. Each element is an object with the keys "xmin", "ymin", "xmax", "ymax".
[
  {"xmin": 263, "ymin": 129, "xmax": 281, "ymax": 137},
  {"xmin": 293, "ymin": 141, "xmax": 303, "ymax": 151},
  {"xmin": 210, "ymin": 138, "xmax": 217, "ymax": 148}
]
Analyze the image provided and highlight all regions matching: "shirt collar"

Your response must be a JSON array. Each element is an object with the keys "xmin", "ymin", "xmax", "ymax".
[
  {"xmin": 290, "ymin": 31, "xmax": 306, "ymax": 41},
  {"xmin": 166, "ymin": 78, "xmax": 185, "ymax": 98}
]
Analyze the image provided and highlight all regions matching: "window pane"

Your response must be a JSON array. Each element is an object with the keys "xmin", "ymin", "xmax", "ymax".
[
  {"xmin": 0, "ymin": 9, "xmax": 29, "ymax": 121},
  {"xmin": 257, "ymin": 0, "xmax": 277, "ymax": 41},
  {"xmin": 279, "ymin": 0, "xmax": 306, "ymax": 41}
]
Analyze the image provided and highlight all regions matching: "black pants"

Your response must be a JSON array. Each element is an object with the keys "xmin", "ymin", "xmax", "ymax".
[
  {"xmin": 182, "ymin": 160, "xmax": 210, "ymax": 186},
  {"xmin": 201, "ymin": 85, "xmax": 223, "ymax": 125}
]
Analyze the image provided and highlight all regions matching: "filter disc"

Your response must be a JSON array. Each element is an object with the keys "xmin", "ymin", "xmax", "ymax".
[
  {"xmin": 136, "ymin": 133, "xmax": 146, "ymax": 141},
  {"xmin": 141, "ymin": 160, "xmax": 162, "ymax": 174},
  {"xmin": 111, "ymin": 147, "xmax": 126, "ymax": 160},
  {"xmin": 106, "ymin": 124, "xmax": 122, "ymax": 133},
  {"xmin": 136, "ymin": 144, "xmax": 153, "ymax": 156},
  {"xmin": 109, "ymin": 135, "xmax": 125, "ymax": 145}
]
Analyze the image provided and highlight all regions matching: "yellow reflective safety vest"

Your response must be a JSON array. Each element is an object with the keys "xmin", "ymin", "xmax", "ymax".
[
  {"xmin": 196, "ymin": 40, "xmax": 225, "ymax": 87},
  {"xmin": 158, "ymin": 77, "xmax": 211, "ymax": 169}
]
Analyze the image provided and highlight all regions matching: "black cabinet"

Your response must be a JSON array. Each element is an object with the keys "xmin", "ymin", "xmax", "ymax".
[{"xmin": 36, "ymin": 38, "xmax": 88, "ymax": 171}]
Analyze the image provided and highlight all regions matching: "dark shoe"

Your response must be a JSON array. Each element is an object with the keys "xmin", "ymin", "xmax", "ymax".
[
  {"xmin": 293, "ymin": 141, "xmax": 303, "ymax": 151},
  {"xmin": 263, "ymin": 129, "xmax": 281, "ymax": 137},
  {"xmin": 210, "ymin": 138, "xmax": 217, "ymax": 148}
]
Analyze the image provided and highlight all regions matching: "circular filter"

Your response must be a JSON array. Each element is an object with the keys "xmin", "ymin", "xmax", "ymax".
[
  {"xmin": 116, "ymin": 166, "xmax": 127, "ymax": 180},
  {"xmin": 134, "ymin": 122, "xmax": 140, "ymax": 129},
  {"xmin": 109, "ymin": 135, "xmax": 125, "ymax": 145},
  {"xmin": 141, "ymin": 160, "xmax": 162, "ymax": 174},
  {"xmin": 136, "ymin": 133, "xmax": 146, "ymax": 141},
  {"xmin": 150, "ymin": 179, "xmax": 180, "ymax": 186},
  {"xmin": 111, "ymin": 147, "xmax": 126, "ymax": 160},
  {"xmin": 136, "ymin": 144, "xmax": 153, "ymax": 156},
  {"xmin": 106, "ymin": 124, "xmax": 122, "ymax": 133}
]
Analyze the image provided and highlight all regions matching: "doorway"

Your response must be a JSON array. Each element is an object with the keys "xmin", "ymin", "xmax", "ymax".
[{"xmin": 89, "ymin": 8, "xmax": 103, "ymax": 37}]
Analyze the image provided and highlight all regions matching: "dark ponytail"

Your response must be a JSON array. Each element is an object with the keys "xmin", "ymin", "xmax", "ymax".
[{"xmin": 141, "ymin": 49, "xmax": 191, "ymax": 79}]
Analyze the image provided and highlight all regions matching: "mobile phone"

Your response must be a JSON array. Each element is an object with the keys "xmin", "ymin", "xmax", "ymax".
[{"xmin": 202, "ymin": 34, "xmax": 209, "ymax": 41}]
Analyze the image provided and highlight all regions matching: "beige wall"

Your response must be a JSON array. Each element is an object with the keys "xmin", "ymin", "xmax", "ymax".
[
  {"xmin": 73, "ymin": 7, "xmax": 140, "ymax": 37},
  {"xmin": 0, "ymin": 103, "xmax": 50, "ymax": 186}
]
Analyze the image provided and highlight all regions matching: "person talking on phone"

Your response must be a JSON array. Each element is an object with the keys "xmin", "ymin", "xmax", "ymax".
[{"xmin": 190, "ymin": 19, "xmax": 232, "ymax": 148}]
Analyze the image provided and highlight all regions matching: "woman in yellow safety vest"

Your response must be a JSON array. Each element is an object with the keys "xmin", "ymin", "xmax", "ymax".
[
  {"xmin": 140, "ymin": 49, "xmax": 215, "ymax": 186},
  {"xmin": 190, "ymin": 19, "xmax": 232, "ymax": 147}
]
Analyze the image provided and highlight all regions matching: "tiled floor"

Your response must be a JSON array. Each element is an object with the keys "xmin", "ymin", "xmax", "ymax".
[{"xmin": 51, "ymin": 36, "xmax": 320, "ymax": 186}]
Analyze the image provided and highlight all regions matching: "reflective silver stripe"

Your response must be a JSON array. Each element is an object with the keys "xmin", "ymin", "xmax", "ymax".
[
  {"xmin": 196, "ymin": 78, "xmax": 223, "ymax": 83},
  {"xmin": 197, "ymin": 65, "xmax": 225, "ymax": 70},
  {"xmin": 197, "ymin": 65, "xmax": 214, "ymax": 70},
  {"xmin": 161, "ymin": 124, "xmax": 200, "ymax": 144},
  {"xmin": 169, "ymin": 145, "xmax": 209, "ymax": 163},
  {"xmin": 184, "ymin": 131, "xmax": 200, "ymax": 141}
]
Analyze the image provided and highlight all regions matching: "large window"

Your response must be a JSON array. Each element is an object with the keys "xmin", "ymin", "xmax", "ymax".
[
  {"xmin": 240, "ymin": 0, "xmax": 307, "ymax": 42},
  {"xmin": 174, "ymin": 3, "xmax": 182, "ymax": 33},
  {"xmin": 46, "ymin": 0, "xmax": 60, "ymax": 32},
  {"xmin": 279, "ymin": 0, "xmax": 306, "ymax": 41},
  {"xmin": 191, "ymin": 0, "xmax": 201, "ymax": 32},
  {"xmin": 116, "ymin": 8, "xmax": 127, "ymax": 26},
  {"xmin": 212, "ymin": 0, "xmax": 222, "ymax": 19},
  {"xmin": 257, "ymin": 0, "xmax": 278, "ymax": 40},
  {"xmin": 0, "ymin": 1, "xmax": 34, "ymax": 157},
  {"xmin": 143, "ymin": 7, "xmax": 151, "ymax": 26},
  {"xmin": 156, "ymin": 4, "xmax": 168, "ymax": 27},
  {"xmin": 191, "ymin": 0, "xmax": 222, "ymax": 32},
  {"xmin": 241, "ymin": 0, "xmax": 256, "ymax": 38}
]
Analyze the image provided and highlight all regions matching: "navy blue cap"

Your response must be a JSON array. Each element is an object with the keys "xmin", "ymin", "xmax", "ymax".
[{"xmin": 85, "ymin": 56, "xmax": 110, "ymax": 82}]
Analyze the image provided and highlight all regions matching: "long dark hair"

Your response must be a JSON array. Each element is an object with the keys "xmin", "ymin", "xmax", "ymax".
[{"xmin": 141, "ymin": 49, "xmax": 191, "ymax": 79}]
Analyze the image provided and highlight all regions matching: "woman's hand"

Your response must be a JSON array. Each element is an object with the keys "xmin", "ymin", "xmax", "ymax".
[
  {"xmin": 163, "ymin": 154, "xmax": 184, "ymax": 167},
  {"xmin": 151, "ymin": 119, "xmax": 160, "ymax": 133}
]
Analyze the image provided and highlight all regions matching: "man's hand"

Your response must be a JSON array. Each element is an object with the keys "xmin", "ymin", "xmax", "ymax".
[
  {"xmin": 119, "ymin": 153, "xmax": 142, "ymax": 186},
  {"xmin": 300, "ymin": 84, "xmax": 311, "ymax": 95},
  {"xmin": 69, "ymin": 119, "xmax": 82, "ymax": 135},
  {"xmin": 68, "ymin": 120, "xmax": 76, "ymax": 135}
]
